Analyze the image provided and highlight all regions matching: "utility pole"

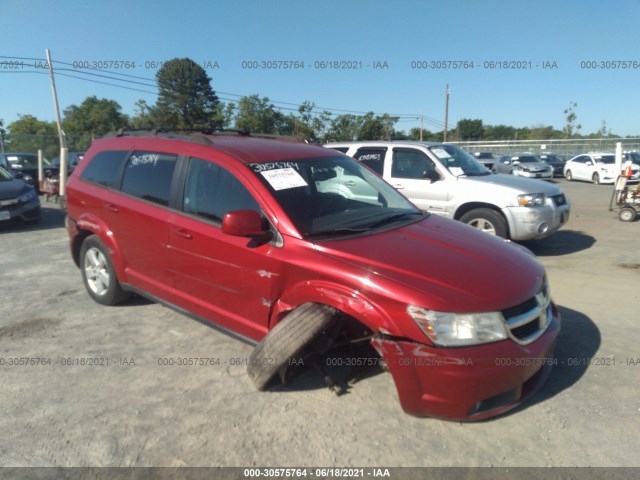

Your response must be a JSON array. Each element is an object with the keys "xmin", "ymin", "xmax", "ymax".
[
  {"xmin": 444, "ymin": 83, "xmax": 450, "ymax": 142},
  {"xmin": 420, "ymin": 113, "xmax": 424, "ymax": 141},
  {"xmin": 46, "ymin": 48, "xmax": 68, "ymax": 201}
]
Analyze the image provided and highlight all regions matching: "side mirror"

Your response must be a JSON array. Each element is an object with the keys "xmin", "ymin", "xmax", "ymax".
[{"xmin": 222, "ymin": 210, "xmax": 272, "ymax": 240}]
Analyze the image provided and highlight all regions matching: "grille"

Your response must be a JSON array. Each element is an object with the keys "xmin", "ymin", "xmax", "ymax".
[{"xmin": 501, "ymin": 284, "xmax": 551, "ymax": 345}]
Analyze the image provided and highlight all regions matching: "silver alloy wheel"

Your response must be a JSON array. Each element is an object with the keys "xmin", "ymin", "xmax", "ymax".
[
  {"xmin": 467, "ymin": 218, "xmax": 497, "ymax": 235},
  {"xmin": 84, "ymin": 247, "xmax": 110, "ymax": 296}
]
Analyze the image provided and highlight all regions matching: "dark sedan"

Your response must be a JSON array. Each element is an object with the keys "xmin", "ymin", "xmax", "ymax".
[
  {"xmin": 0, "ymin": 152, "xmax": 58, "ymax": 192},
  {"xmin": 538, "ymin": 153, "xmax": 565, "ymax": 177},
  {"xmin": 0, "ymin": 166, "xmax": 41, "ymax": 224}
]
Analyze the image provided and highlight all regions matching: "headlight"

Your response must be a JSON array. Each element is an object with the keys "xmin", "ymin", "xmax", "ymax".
[
  {"xmin": 407, "ymin": 305, "xmax": 507, "ymax": 346},
  {"xmin": 17, "ymin": 189, "xmax": 37, "ymax": 203},
  {"xmin": 517, "ymin": 193, "xmax": 546, "ymax": 206}
]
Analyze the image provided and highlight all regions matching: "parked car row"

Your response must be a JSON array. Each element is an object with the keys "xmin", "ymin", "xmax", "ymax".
[{"xmin": 0, "ymin": 151, "xmax": 85, "ymax": 192}]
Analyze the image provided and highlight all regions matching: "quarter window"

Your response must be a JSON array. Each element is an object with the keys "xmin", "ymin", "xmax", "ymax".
[
  {"xmin": 121, "ymin": 151, "xmax": 177, "ymax": 206},
  {"xmin": 353, "ymin": 147, "xmax": 387, "ymax": 175},
  {"xmin": 79, "ymin": 150, "xmax": 128, "ymax": 188},
  {"xmin": 183, "ymin": 158, "xmax": 260, "ymax": 222}
]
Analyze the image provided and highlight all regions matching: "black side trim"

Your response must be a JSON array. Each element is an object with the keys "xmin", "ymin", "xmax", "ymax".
[{"xmin": 120, "ymin": 283, "xmax": 258, "ymax": 346}]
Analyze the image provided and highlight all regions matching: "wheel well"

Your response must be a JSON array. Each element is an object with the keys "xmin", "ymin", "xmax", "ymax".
[
  {"xmin": 71, "ymin": 229, "xmax": 93, "ymax": 267},
  {"xmin": 454, "ymin": 202, "xmax": 503, "ymax": 221},
  {"xmin": 454, "ymin": 202, "xmax": 510, "ymax": 237}
]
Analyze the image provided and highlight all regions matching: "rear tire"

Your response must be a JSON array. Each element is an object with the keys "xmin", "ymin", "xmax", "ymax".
[
  {"xmin": 80, "ymin": 235, "xmax": 130, "ymax": 305},
  {"xmin": 459, "ymin": 208, "xmax": 508, "ymax": 238},
  {"xmin": 247, "ymin": 303, "xmax": 336, "ymax": 390}
]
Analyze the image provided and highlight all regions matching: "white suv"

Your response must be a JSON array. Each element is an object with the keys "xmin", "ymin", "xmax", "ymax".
[{"xmin": 325, "ymin": 141, "xmax": 570, "ymax": 241}]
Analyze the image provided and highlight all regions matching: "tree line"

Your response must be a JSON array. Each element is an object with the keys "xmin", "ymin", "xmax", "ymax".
[{"xmin": 0, "ymin": 58, "xmax": 629, "ymax": 158}]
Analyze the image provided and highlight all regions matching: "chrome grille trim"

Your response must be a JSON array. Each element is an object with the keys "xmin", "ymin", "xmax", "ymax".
[{"xmin": 504, "ymin": 285, "xmax": 552, "ymax": 345}]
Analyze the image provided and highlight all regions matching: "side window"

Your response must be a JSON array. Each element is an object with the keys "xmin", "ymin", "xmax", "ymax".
[
  {"xmin": 121, "ymin": 151, "xmax": 177, "ymax": 206},
  {"xmin": 391, "ymin": 149, "xmax": 437, "ymax": 180},
  {"xmin": 80, "ymin": 150, "xmax": 129, "ymax": 188},
  {"xmin": 353, "ymin": 147, "xmax": 387, "ymax": 175},
  {"xmin": 183, "ymin": 157, "xmax": 260, "ymax": 223}
]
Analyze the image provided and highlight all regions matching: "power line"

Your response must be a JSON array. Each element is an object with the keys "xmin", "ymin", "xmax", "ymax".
[{"xmin": 1, "ymin": 54, "xmax": 439, "ymax": 124}]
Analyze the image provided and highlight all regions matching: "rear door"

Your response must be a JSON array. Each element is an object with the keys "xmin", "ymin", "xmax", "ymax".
[{"xmin": 108, "ymin": 150, "xmax": 178, "ymax": 299}]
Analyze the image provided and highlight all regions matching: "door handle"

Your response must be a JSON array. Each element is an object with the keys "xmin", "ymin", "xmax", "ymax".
[
  {"xmin": 393, "ymin": 184, "xmax": 405, "ymax": 190},
  {"xmin": 344, "ymin": 181, "xmax": 356, "ymax": 187},
  {"xmin": 175, "ymin": 229, "xmax": 193, "ymax": 240},
  {"xmin": 105, "ymin": 203, "xmax": 119, "ymax": 213}
]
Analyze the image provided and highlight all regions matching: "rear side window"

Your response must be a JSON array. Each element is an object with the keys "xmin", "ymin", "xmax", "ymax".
[
  {"xmin": 183, "ymin": 157, "xmax": 260, "ymax": 222},
  {"xmin": 80, "ymin": 150, "xmax": 128, "ymax": 187},
  {"xmin": 353, "ymin": 147, "xmax": 387, "ymax": 175},
  {"xmin": 121, "ymin": 151, "xmax": 177, "ymax": 206}
]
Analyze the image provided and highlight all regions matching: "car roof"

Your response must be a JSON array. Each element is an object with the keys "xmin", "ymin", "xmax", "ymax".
[
  {"xmin": 93, "ymin": 132, "xmax": 332, "ymax": 164},
  {"xmin": 325, "ymin": 140, "xmax": 446, "ymax": 147}
]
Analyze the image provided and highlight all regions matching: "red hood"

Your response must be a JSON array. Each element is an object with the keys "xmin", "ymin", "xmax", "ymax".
[{"xmin": 315, "ymin": 215, "xmax": 544, "ymax": 313}]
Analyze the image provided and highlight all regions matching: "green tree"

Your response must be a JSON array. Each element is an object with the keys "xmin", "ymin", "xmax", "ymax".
[
  {"xmin": 456, "ymin": 118, "xmax": 484, "ymax": 140},
  {"xmin": 6, "ymin": 115, "xmax": 59, "ymax": 157},
  {"xmin": 128, "ymin": 99, "xmax": 155, "ymax": 130},
  {"xmin": 290, "ymin": 102, "xmax": 332, "ymax": 142},
  {"xmin": 154, "ymin": 58, "xmax": 222, "ymax": 129},
  {"xmin": 563, "ymin": 101, "xmax": 582, "ymax": 138},
  {"xmin": 62, "ymin": 96, "xmax": 128, "ymax": 150},
  {"xmin": 234, "ymin": 95, "xmax": 291, "ymax": 135},
  {"xmin": 358, "ymin": 112, "xmax": 399, "ymax": 140},
  {"xmin": 325, "ymin": 114, "xmax": 361, "ymax": 142}
]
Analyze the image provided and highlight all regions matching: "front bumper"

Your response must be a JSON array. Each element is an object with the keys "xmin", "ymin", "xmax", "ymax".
[
  {"xmin": 372, "ymin": 303, "xmax": 560, "ymax": 421},
  {"xmin": 0, "ymin": 197, "xmax": 41, "ymax": 223},
  {"xmin": 514, "ymin": 170, "xmax": 553, "ymax": 179},
  {"xmin": 503, "ymin": 201, "xmax": 570, "ymax": 241}
]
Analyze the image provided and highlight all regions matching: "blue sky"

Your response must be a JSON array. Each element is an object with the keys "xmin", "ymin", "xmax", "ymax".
[{"xmin": 2, "ymin": 0, "xmax": 639, "ymax": 136}]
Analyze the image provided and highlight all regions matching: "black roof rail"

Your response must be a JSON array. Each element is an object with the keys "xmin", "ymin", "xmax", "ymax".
[{"xmin": 104, "ymin": 127, "xmax": 307, "ymax": 145}]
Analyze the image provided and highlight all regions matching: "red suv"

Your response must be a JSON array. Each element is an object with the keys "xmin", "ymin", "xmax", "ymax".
[{"xmin": 65, "ymin": 130, "xmax": 560, "ymax": 421}]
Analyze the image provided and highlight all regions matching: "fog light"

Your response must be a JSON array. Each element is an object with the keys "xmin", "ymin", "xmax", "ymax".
[{"xmin": 537, "ymin": 223, "xmax": 548, "ymax": 234}]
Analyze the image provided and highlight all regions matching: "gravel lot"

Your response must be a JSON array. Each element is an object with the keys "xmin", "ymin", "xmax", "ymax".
[{"xmin": 1, "ymin": 179, "xmax": 638, "ymax": 468}]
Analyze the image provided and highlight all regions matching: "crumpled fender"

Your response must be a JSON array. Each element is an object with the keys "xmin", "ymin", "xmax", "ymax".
[{"xmin": 270, "ymin": 279, "xmax": 401, "ymax": 336}]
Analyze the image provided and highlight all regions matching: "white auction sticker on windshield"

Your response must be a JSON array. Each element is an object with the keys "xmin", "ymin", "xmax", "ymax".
[
  {"xmin": 449, "ymin": 167, "xmax": 465, "ymax": 176},
  {"xmin": 261, "ymin": 167, "xmax": 308, "ymax": 190},
  {"xmin": 431, "ymin": 148, "xmax": 450, "ymax": 159}
]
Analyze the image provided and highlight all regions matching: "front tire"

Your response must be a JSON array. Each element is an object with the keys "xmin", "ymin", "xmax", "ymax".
[
  {"xmin": 592, "ymin": 172, "xmax": 600, "ymax": 185},
  {"xmin": 565, "ymin": 170, "xmax": 573, "ymax": 181},
  {"xmin": 80, "ymin": 235, "xmax": 130, "ymax": 305},
  {"xmin": 459, "ymin": 208, "xmax": 508, "ymax": 238},
  {"xmin": 247, "ymin": 303, "xmax": 336, "ymax": 390}
]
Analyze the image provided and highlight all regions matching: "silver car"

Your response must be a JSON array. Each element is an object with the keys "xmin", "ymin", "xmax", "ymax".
[{"xmin": 494, "ymin": 154, "xmax": 553, "ymax": 179}]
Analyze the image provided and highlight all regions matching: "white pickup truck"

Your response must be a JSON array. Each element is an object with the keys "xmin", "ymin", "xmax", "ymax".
[{"xmin": 324, "ymin": 141, "xmax": 570, "ymax": 241}]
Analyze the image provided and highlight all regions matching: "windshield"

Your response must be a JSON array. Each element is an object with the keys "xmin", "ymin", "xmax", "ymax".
[
  {"xmin": 4, "ymin": 154, "xmax": 50, "ymax": 168},
  {"xmin": 429, "ymin": 145, "xmax": 490, "ymax": 176},
  {"xmin": 248, "ymin": 156, "xmax": 424, "ymax": 238},
  {"xmin": 516, "ymin": 156, "xmax": 540, "ymax": 163}
]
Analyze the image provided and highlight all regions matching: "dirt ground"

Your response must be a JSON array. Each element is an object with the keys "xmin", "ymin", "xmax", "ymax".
[{"xmin": 0, "ymin": 179, "xmax": 638, "ymax": 469}]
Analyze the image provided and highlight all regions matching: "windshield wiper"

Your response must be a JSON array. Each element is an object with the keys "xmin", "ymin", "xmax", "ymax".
[{"xmin": 367, "ymin": 211, "xmax": 424, "ymax": 229}]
